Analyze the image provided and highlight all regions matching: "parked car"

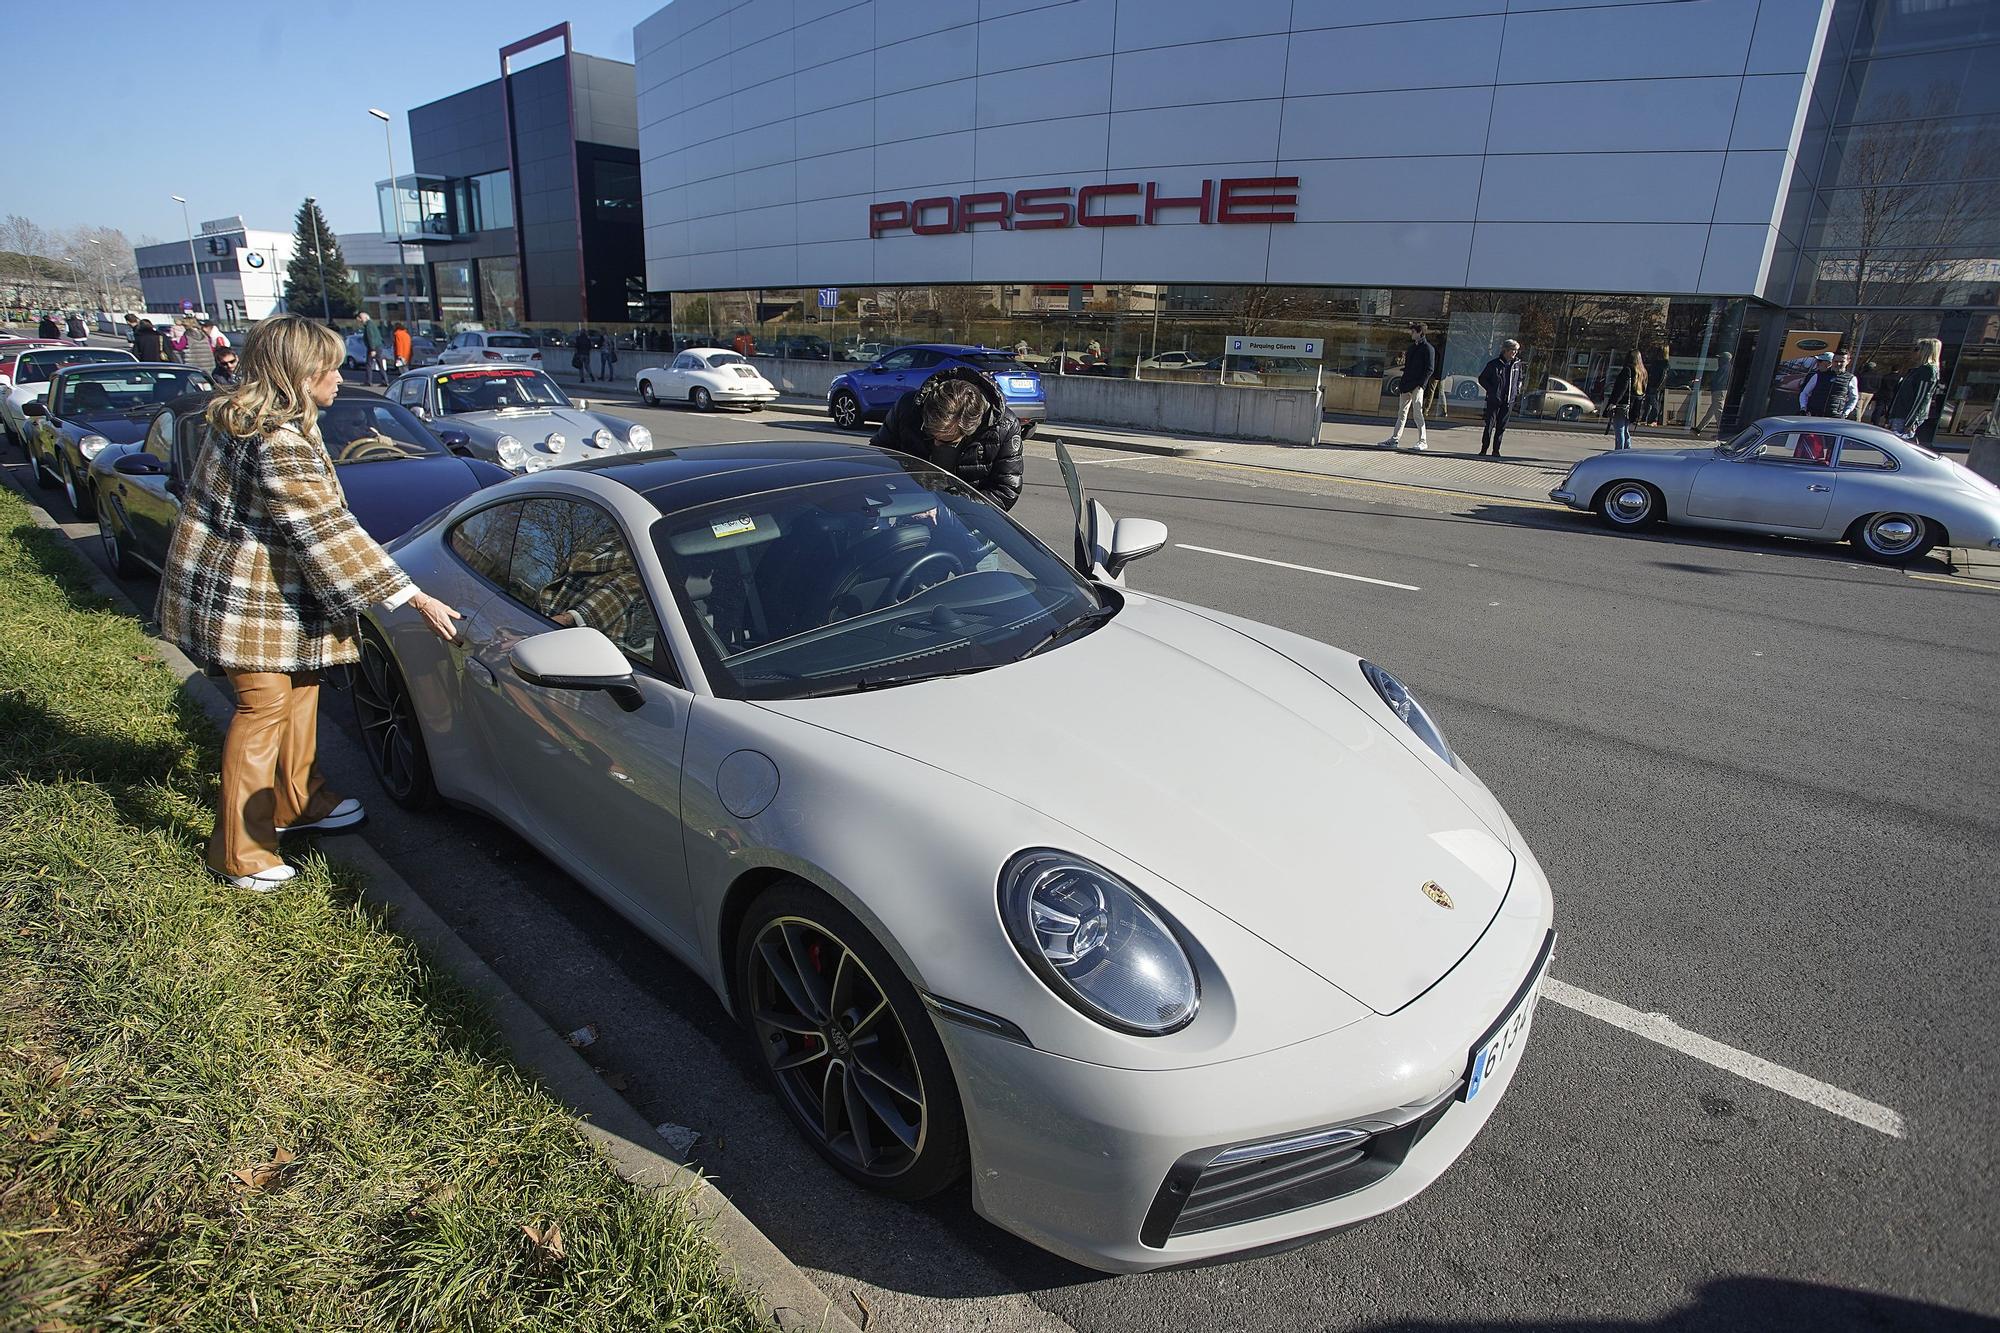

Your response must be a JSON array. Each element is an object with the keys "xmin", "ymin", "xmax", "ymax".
[
  {"xmin": 1, "ymin": 345, "xmax": 136, "ymax": 445},
  {"xmin": 1135, "ymin": 350, "xmax": 1206, "ymax": 373},
  {"xmin": 436, "ymin": 329, "xmax": 545, "ymax": 366},
  {"xmin": 386, "ymin": 364, "xmax": 651, "ymax": 473},
  {"xmin": 769, "ymin": 335, "xmax": 831, "ymax": 360},
  {"xmin": 1517, "ymin": 376, "xmax": 1597, "ymax": 421},
  {"xmin": 1550, "ymin": 415, "xmax": 2000, "ymax": 563},
  {"xmin": 89, "ymin": 385, "xmax": 510, "ymax": 579},
  {"xmin": 828, "ymin": 345, "xmax": 1046, "ymax": 433},
  {"xmin": 838, "ymin": 340, "xmax": 887, "ymax": 362},
  {"xmin": 22, "ymin": 362, "xmax": 211, "ymax": 519},
  {"xmin": 634, "ymin": 348, "xmax": 779, "ymax": 411},
  {"xmin": 345, "ymin": 331, "xmax": 442, "ymax": 370},
  {"xmin": 347, "ymin": 436, "xmax": 1555, "ymax": 1273}
]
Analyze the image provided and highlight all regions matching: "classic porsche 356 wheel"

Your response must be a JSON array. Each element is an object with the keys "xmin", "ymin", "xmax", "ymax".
[
  {"xmin": 1596, "ymin": 480, "xmax": 1662, "ymax": 530},
  {"xmin": 737, "ymin": 881, "xmax": 966, "ymax": 1200},
  {"xmin": 352, "ymin": 631, "xmax": 437, "ymax": 810},
  {"xmin": 691, "ymin": 386, "xmax": 714, "ymax": 412},
  {"xmin": 830, "ymin": 389, "xmax": 863, "ymax": 430},
  {"xmin": 639, "ymin": 379, "xmax": 658, "ymax": 406},
  {"xmin": 1852, "ymin": 511, "xmax": 1935, "ymax": 564}
]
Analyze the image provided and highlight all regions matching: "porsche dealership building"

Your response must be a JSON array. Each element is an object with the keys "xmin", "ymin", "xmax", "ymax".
[{"xmin": 634, "ymin": 0, "xmax": 2000, "ymax": 436}]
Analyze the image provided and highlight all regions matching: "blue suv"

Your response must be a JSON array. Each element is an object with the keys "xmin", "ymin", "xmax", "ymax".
[{"xmin": 827, "ymin": 345, "xmax": 1046, "ymax": 435}]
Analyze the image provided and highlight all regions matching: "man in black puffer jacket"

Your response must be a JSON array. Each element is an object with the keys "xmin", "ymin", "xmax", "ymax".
[{"xmin": 870, "ymin": 364, "xmax": 1024, "ymax": 510}]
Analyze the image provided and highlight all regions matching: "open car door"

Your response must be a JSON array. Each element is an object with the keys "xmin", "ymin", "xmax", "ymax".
[{"xmin": 1052, "ymin": 437, "xmax": 1166, "ymax": 586}]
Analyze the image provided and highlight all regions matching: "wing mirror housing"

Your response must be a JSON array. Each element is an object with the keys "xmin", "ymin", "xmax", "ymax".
[
  {"xmin": 23, "ymin": 401, "xmax": 46, "ymax": 417},
  {"xmin": 509, "ymin": 626, "xmax": 643, "ymax": 711},
  {"xmin": 1105, "ymin": 517, "xmax": 1168, "ymax": 579},
  {"xmin": 437, "ymin": 428, "xmax": 471, "ymax": 454},
  {"xmin": 409, "ymin": 404, "xmax": 430, "ymax": 420},
  {"xmin": 114, "ymin": 452, "xmax": 167, "ymax": 476},
  {"xmin": 572, "ymin": 397, "xmax": 590, "ymax": 410}
]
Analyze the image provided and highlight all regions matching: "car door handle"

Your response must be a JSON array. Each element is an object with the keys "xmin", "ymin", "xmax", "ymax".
[
  {"xmin": 1807, "ymin": 483, "xmax": 1831, "ymax": 492},
  {"xmin": 466, "ymin": 656, "xmax": 497, "ymax": 687}
]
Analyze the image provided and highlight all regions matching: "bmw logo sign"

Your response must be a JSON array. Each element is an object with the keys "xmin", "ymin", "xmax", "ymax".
[{"xmin": 245, "ymin": 252, "xmax": 266, "ymax": 268}]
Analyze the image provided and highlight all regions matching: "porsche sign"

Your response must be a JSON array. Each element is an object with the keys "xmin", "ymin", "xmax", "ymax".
[{"xmin": 868, "ymin": 176, "xmax": 1300, "ymax": 238}]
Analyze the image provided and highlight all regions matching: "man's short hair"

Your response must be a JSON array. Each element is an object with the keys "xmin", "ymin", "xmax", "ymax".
[
  {"xmin": 922, "ymin": 380, "xmax": 985, "ymax": 439},
  {"xmin": 1409, "ymin": 322, "xmax": 1427, "ymax": 336},
  {"xmin": 1502, "ymin": 338, "xmax": 1520, "ymax": 351}
]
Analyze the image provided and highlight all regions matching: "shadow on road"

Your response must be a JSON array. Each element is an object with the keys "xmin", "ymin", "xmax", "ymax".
[{"xmin": 1347, "ymin": 1277, "xmax": 1998, "ymax": 1333}]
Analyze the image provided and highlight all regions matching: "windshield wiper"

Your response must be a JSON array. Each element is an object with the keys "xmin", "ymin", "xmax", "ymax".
[
  {"xmin": 787, "ymin": 663, "xmax": 999, "ymax": 698},
  {"xmin": 1018, "ymin": 605, "xmax": 1116, "ymax": 660}
]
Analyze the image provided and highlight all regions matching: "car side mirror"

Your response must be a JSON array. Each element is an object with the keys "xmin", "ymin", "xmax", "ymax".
[
  {"xmin": 114, "ymin": 453, "xmax": 167, "ymax": 476},
  {"xmin": 410, "ymin": 404, "xmax": 429, "ymax": 420},
  {"xmin": 510, "ymin": 626, "xmax": 643, "ymax": 711},
  {"xmin": 1105, "ymin": 517, "xmax": 1168, "ymax": 578},
  {"xmin": 23, "ymin": 401, "xmax": 46, "ymax": 417},
  {"xmin": 437, "ymin": 429, "xmax": 471, "ymax": 454},
  {"xmin": 572, "ymin": 397, "xmax": 590, "ymax": 411}
]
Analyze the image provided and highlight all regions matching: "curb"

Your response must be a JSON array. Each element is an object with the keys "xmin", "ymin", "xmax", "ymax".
[{"xmin": 0, "ymin": 470, "xmax": 862, "ymax": 1333}]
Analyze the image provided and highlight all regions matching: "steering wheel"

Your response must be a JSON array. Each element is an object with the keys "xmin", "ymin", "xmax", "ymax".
[
  {"xmin": 887, "ymin": 549, "xmax": 965, "ymax": 602},
  {"xmin": 820, "ymin": 524, "xmax": 956, "ymax": 618}
]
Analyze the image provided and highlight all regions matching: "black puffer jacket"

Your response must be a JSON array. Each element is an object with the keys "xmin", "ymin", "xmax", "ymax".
[{"xmin": 870, "ymin": 365, "xmax": 1025, "ymax": 510}]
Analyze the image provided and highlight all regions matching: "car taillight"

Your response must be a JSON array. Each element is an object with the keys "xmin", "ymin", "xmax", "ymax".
[{"xmin": 483, "ymin": 351, "xmax": 501, "ymax": 360}]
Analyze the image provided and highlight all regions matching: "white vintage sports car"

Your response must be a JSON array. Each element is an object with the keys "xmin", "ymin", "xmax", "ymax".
[
  {"xmin": 352, "ymin": 439, "xmax": 1556, "ymax": 1271},
  {"xmin": 1552, "ymin": 415, "xmax": 2000, "ymax": 563},
  {"xmin": 634, "ymin": 347, "xmax": 779, "ymax": 411}
]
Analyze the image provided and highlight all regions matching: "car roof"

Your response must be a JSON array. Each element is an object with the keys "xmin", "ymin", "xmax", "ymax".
[
  {"xmin": 403, "ymin": 362, "xmax": 548, "ymax": 378},
  {"xmin": 53, "ymin": 357, "xmax": 165, "ymax": 378},
  {"xmin": 1757, "ymin": 415, "xmax": 1907, "ymax": 442},
  {"xmin": 903, "ymin": 344, "xmax": 1006, "ymax": 355},
  {"xmin": 568, "ymin": 439, "xmax": 927, "ymax": 515}
]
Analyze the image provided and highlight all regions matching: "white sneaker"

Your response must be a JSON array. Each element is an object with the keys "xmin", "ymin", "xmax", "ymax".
[
  {"xmin": 1412, "ymin": 440, "xmax": 1428, "ymax": 451},
  {"xmin": 213, "ymin": 863, "xmax": 296, "ymax": 893},
  {"xmin": 276, "ymin": 798, "xmax": 366, "ymax": 835}
]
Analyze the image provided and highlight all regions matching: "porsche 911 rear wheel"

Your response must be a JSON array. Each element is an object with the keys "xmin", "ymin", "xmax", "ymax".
[
  {"xmin": 1596, "ymin": 480, "xmax": 1662, "ymax": 530},
  {"xmin": 738, "ymin": 881, "xmax": 966, "ymax": 1200},
  {"xmin": 352, "ymin": 631, "xmax": 437, "ymax": 810}
]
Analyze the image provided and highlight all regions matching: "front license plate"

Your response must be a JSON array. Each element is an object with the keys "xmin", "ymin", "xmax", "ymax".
[{"xmin": 1462, "ymin": 930, "xmax": 1555, "ymax": 1102}]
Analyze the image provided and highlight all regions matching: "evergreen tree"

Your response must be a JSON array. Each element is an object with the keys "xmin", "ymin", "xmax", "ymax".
[{"xmin": 283, "ymin": 198, "xmax": 361, "ymax": 321}]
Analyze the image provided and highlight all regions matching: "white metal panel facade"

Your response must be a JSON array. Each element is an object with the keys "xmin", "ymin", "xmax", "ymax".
[{"xmin": 637, "ymin": 0, "xmax": 1832, "ymax": 296}]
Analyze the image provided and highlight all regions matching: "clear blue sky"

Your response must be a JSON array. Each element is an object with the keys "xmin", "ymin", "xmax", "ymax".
[{"xmin": 15, "ymin": 1, "xmax": 659, "ymax": 245}]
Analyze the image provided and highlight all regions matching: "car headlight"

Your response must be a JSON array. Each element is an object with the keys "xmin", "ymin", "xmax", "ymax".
[
  {"xmin": 1359, "ymin": 660, "xmax": 1454, "ymax": 765},
  {"xmin": 626, "ymin": 424, "xmax": 652, "ymax": 452},
  {"xmin": 591, "ymin": 427, "xmax": 616, "ymax": 450},
  {"xmin": 1000, "ymin": 850, "xmax": 1199, "ymax": 1036},
  {"xmin": 78, "ymin": 434, "xmax": 110, "ymax": 460},
  {"xmin": 495, "ymin": 435, "xmax": 526, "ymax": 468}
]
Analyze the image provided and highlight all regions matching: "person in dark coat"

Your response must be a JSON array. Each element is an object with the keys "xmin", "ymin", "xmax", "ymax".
[
  {"xmin": 65, "ymin": 313, "xmax": 86, "ymax": 339},
  {"xmin": 870, "ymin": 365, "xmax": 1024, "ymax": 510},
  {"xmin": 37, "ymin": 313, "xmax": 61, "ymax": 339},
  {"xmin": 1803, "ymin": 350, "xmax": 1859, "ymax": 419},
  {"xmin": 132, "ymin": 319, "xmax": 167, "ymax": 362},
  {"xmin": 569, "ymin": 329, "xmax": 595, "ymax": 382},
  {"xmin": 1886, "ymin": 338, "xmax": 1941, "ymax": 439},
  {"xmin": 1476, "ymin": 339, "xmax": 1526, "ymax": 457},
  {"xmin": 1603, "ymin": 350, "xmax": 1647, "ymax": 450}
]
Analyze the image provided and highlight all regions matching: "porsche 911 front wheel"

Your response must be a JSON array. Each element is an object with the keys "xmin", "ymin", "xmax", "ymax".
[
  {"xmin": 352, "ymin": 630, "xmax": 437, "ymax": 810},
  {"xmin": 737, "ymin": 881, "xmax": 966, "ymax": 1200}
]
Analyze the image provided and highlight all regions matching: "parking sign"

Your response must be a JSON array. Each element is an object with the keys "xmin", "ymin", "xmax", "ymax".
[{"xmin": 818, "ymin": 287, "xmax": 839, "ymax": 309}]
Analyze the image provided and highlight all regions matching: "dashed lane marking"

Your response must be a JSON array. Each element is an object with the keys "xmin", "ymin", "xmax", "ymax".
[
  {"xmin": 1544, "ymin": 979, "xmax": 1907, "ymax": 1139},
  {"xmin": 1174, "ymin": 543, "xmax": 1422, "ymax": 591}
]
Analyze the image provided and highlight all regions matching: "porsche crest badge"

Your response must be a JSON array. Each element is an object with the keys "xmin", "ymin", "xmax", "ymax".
[{"xmin": 1421, "ymin": 881, "xmax": 1454, "ymax": 910}]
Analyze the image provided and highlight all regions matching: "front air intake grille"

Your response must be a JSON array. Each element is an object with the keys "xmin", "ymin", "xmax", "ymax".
[{"xmin": 1140, "ymin": 1092, "xmax": 1457, "ymax": 1246}]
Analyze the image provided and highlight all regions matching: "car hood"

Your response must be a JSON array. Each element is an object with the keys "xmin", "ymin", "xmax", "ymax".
[
  {"xmin": 69, "ymin": 412, "xmax": 155, "ymax": 443},
  {"xmin": 336, "ymin": 454, "xmax": 497, "ymax": 544},
  {"xmin": 757, "ymin": 594, "xmax": 1514, "ymax": 1014}
]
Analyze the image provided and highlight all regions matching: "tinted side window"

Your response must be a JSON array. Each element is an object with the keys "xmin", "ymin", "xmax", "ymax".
[
  {"xmin": 878, "ymin": 350, "xmax": 916, "ymax": 371},
  {"xmin": 508, "ymin": 498, "xmax": 663, "ymax": 668},
  {"xmin": 448, "ymin": 502, "xmax": 523, "ymax": 586},
  {"xmin": 908, "ymin": 350, "xmax": 944, "ymax": 369},
  {"xmin": 173, "ymin": 414, "xmax": 208, "ymax": 480},
  {"xmin": 143, "ymin": 410, "xmax": 175, "ymax": 462}
]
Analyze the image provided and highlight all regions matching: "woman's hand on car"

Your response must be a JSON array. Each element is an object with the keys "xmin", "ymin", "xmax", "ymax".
[{"xmin": 411, "ymin": 591, "xmax": 464, "ymax": 643}]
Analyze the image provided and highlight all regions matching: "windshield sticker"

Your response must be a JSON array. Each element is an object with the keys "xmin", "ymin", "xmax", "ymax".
[
  {"xmin": 711, "ymin": 515, "xmax": 757, "ymax": 539},
  {"xmin": 439, "ymin": 369, "xmax": 536, "ymax": 380}
]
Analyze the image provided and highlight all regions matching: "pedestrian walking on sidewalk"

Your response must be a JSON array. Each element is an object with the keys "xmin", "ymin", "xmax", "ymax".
[
  {"xmin": 154, "ymin": 315, "xmax": 462, "ymax": 893},
  {"xmin": 132, "ymin": 319, "xmax": 166, "ymax": 362},
  {"xmin": 596, "ymin": 331, "xmax": 617, "ymax": 381},
  {"xmin": 391, "ymin": 322, "xmax": 412, "ymax": 373},
  {"xmin": 1382, "ymin": 322, "xmax": 1435, "ymax": 451},
  {"xmin": 358, "ymin": 312, "xmax": 388, "ymax": 386},
  {"xmin": 1604, "ymin": 349, "xmax": 1646, "ymax": 450},
  {"xmin": 37, "ymin": 312, "xmax": 60, "ymax": 339},
  {"xmin": 1886, "ymin": 339, "xmax": 1941, "ymax": 439},
  {"xmin": 1477, "ymin": 339, "xmax": 1525, "ymax": 457},
  {"xmin": 179, "ymin": 316, "xmax": 215, "ymax": 375},
  {"xmin": 570, "ymin": 329, "xmax": 595, "ymax": 382}
]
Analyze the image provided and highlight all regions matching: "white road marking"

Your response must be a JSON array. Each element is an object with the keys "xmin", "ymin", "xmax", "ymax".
[
  {"xmin": 1543, "ymin": 979, "xmax": 1907, "ymax": 1139},
  {"xmin": 1174, "ymin": 543, "xmax": 1422, "ymax": 592}
]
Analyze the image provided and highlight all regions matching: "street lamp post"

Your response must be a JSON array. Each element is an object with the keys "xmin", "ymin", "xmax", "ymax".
[
  {"xmin": 368, "ymin": 108, "xmax": 420, "ymax": 332},
  {"xmin": 304, "ymin": 195, "xmax": 332, "ymax": 322},
  {"xmin": 170, "ymin": 195, "xmax": 208, "ymax": 319}
]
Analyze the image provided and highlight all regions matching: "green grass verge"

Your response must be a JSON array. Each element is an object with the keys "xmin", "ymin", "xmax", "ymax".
[{"xmin": 0, "ymin": 487, "xmax": 772, "ymax": 1330}]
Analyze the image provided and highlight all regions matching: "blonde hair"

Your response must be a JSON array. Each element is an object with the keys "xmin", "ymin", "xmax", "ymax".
[
  {"xmin": 1629, "ymin": 349, "xmax": 1649, "ymax": 396},
  {"xmin": 921, "ymin": 380, "xmax": 986, "ymax": 440},
  {"xmin": 207, "ymin": 315, "xmax": 343, "ymax": 446},
  {"xmin": 1913, "ymin": 337, "xmax": 1942, "ymax": 370}
]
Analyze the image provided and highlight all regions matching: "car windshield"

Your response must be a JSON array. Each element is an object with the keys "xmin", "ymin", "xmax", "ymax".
[
  {"xmin": 322, "ymin": 396, "xmax": 447, "ymax": 464},
  {"xmin": 485, "ymin": 333, "xmax": 536, "ymax": 348},
  {"xmin": 705, "ymin": 352, "xmax": 748, "ymax": 367},
  {"xmin": 437, "ymin": 369, "xmax": 569, "ymax": 414},
  {"xmin": 18, "ymin": 348, "xmax": 131, "ymax": 383},
  {"xmin": 960, "ymin": 352, "xmax": 1032, "ymax": 373},
  {"xmin": 654, "ymin": 465, "xmax": 1108, "ymax": 700},
  {"xmin": 59, "ymin": 367, "xmax": 209, "ymax": 414}
]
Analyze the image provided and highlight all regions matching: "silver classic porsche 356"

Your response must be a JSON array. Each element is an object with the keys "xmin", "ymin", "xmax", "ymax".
[
  {"xmin": 1552, "ymin": 416, "xmax": 2000, "ymax": 563},
  {"xmin": 386, "ymin": 365, "xmax": 653, "ymax": 473},
  {"xmin": 352, "ymin": 439, "xmax": 1555, "ymax": 1271}
]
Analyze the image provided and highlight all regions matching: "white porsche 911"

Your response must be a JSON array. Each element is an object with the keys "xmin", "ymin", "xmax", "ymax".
[
  {"xmin": 634, "ymin": 347, "xmax": 779, "ymax": 412},
  {"xmin": 352, "ymin": 439, "xmax": 1556, "ymax": 1271}
]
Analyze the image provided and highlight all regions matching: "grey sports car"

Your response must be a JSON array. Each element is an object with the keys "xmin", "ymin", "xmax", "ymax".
[
  {"xmin": 1551, "ymin": 415, "xmax": 2000, "ymax": 563},
  {"xmin": 385, "ymin": 364, "xmax": 652, "ymax": 473}
]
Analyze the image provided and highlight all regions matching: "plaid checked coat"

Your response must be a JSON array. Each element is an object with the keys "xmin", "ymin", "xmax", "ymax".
[{"xmin": 155, "ymin": 421, "xmax": 412, "ymax": 671}]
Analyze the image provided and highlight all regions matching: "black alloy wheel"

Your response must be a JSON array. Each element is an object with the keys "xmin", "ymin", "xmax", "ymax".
[
  {"xmin": 351, "ymin": 630, "xmax": 437, "ymax": 810},
  {"xmin": 31, "ymin": 435, "xmax": 57, "ymax": 490},
  {"xmin": 62, "ymin": 459, "xmax": 95, "ymax": 520},
  {"xmin": 639, "ymin": 379, "xmax": 658, "ymax": 406},
  {"xmin": 737, "ymin": 881, "xmax": 966, "ymax": 1200},
  {"xmin": 830, "ymin": 389, "xmax": 864, "ymax": 430},
  {"xmin": 100, "ymin": 511, "xmax": 143, "ymax": 577}
]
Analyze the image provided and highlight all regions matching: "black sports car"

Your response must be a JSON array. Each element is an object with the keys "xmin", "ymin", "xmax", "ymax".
[
  {"xmin": 89, "ymin": 384, "xmax": 511, "ymax": 578},
  {"xmin": 24, "ymin": 362, "xmax": 212, "ymax": 519}
]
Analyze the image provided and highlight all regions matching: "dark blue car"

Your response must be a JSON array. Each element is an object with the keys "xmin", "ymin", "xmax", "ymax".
[
  {"xmin": 827, "ymin": 344, "xmax": 1045, "ymax": 434},
  {"xmin": 88, "ymin": 385, "xmax": 510, "ymax": 579}
]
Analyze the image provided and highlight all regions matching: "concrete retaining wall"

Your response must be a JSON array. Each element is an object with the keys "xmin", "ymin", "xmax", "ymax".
[{"xmin": 747, "ymin": 356, "xmax": 841, "ymax": 400}]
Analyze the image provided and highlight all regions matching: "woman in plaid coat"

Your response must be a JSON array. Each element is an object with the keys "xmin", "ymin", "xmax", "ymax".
[{"xmin": 156, "ymin": 316, "xmax": 463, "ymax": 891}]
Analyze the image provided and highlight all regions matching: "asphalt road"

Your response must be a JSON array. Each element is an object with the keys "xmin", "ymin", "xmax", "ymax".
[{"xmin": 7, "ymin": 396, "xmax": 1996, "ymax": 1333}]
